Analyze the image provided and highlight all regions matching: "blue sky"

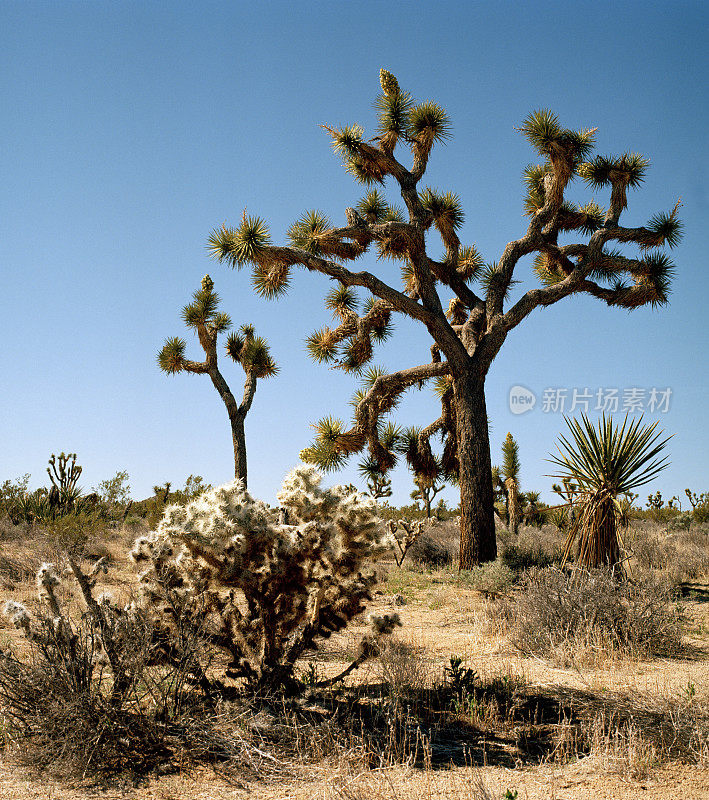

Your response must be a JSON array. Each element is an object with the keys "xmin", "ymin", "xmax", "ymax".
[{"xmin": 1, "ymin": 0, "xmax": 706, "ymax": 508}]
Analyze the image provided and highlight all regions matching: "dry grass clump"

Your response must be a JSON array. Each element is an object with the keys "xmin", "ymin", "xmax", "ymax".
[
  {"xmin": 406, "ymin": 519, "xmax": 459, "ymax": 568},
  {"xmin": 497, "ymin": 567, "xmax": 685, "ymax": 666},
  {"xmin": 629, "ymin": 521, "xmax": 709, "ymax": 584}
]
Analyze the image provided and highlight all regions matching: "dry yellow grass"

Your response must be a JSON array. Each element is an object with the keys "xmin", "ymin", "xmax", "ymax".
[{"xmin": 2, "ymin": 519, "xmax": 709, "ymax": 799}]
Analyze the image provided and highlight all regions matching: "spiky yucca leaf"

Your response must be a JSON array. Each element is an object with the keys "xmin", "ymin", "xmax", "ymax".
[
  {"xmin": 356, "ymin": 190, "xmax": 389, "ymax": 223},
  {"xmin": 549, "ymin": 414, "xmax": 671, "ymax": 497},
  {"xmin": 419, "ymin": 188, "xmax": 464, "ymax": 230},
  {"xmin": 306, "ymin": 328, "xmax": 339, "ymax": 363},
  {"xmin": 287, "ymin": 210, "xmax": 333, "ymax": 254},
  {"xmin": 368, "ymin": 308, "xmax": 393, "ymax": 344},
  {"xmin": 480, "ymin": 262, "xmax": 518, "ymax": 301},
  {"xmin": 330, "ymin": 124, "xmax": 365, "ymax": 158},
  {"xmin": 225, "ymin": 332, "xmax": 245, "ymax": 362},
  {"xmin": 213, "ymin": 215, "xmax": 271, "ymax": 267},
  {"xmin": 375, "ymin": 89, "xmax": 413, "ymax": 137},
  {"xmin": 325, "ymin": 285, "xmax": 358, "ymax": 318},
  {"xmin": 578, "ymin": 153, "xmax": 649, "ymax": 189},
  {"xmin": 638, "ymin": 252, "xmax": 675, "ymax": 307},
  {"xmin": 383, "ymin": 204, "xmax": 405, "ymax": 223},
  {"xmin": 211, "ymin": 312, "xmax": 232, "ymax": 333},
  {"xmin": 458, "ymin": 245, "xmax": 485, "ymax": 281},
  {"xmin": 239, "ymin": 336, "xmax": 278, "ymax": 378},
  {"xmin": 182, "ymin": 288, "xmax": 220, "ymax": 328},
  {"xmin": 645, "ymin": 209, "xmax": 683, "ymax": 249},
  {"xmin": 501, "ymin": 432, "xmax": 520, "ymax": 481},
  {"xmin": 409, "ymin": 102, "xmax": 452, "ymax": 144},
  {"xmin": 346, "ymin": 155, "xmax": 386, "ymax": 185},
  {"xmin": 522, "ymin": 163, "xmax": 549, "ymax": 215},
  {"xmin": 361, "ymin": 364, "xmax": 387, "ymax": 389},
  {"xmin": 521, "ymin": 111, "xmax": 595, "ymax": 166},
  {"xmin": 157, "ymin": 337, "xmax": 187, "ymax": 374},
  {"xmin": 433, "ymin": 375, "xmax": 453, "ymax": 399},
  {"xmin": 549, "ymin": 414, "xmax": 671, "ymax": 568},
  {"xmin": 520, "ymin": 110, "xmax": 563, "ymax": 155},
  {"xmin": 378, "ymin": 420, "xmax": 402, "ymax": 452},
  {"xmin": 532, "ymin": 253, "xmax": 565, "ymax": 286},
  {"xmin": 251, "ymin": 263, "xmax": 290, "ymax": 299}
]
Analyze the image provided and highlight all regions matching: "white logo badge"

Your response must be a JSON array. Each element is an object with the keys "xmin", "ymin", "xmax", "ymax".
[{"xmin": 509, "ymin": 385, "xmax": 536, "ymax": 415}]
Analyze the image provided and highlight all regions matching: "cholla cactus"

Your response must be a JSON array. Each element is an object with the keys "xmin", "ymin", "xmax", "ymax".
[
  {"xmin": 387, "ymin": 519, "xmax": 423, "ymax": 566},
  {"xmin": 131, "ymin": 465, "xmax": 396, "ymax": 694}
]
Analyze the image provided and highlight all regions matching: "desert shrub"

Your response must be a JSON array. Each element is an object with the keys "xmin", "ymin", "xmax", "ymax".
[
  {"xmin": 503, "ymin": 567, "xmax": 684, "ymax": 664},
  {"xmin": 459, "ymin": 559, "xmax": 515, "ymax": 597},
  {"xmin": 407, "ymin": 532, "xmax": 453, "ymax": 568},
  {"xmin": 378, "ymin": 639, "xmax": 430, "ymax": 697},
  {"xmin": 130, "ymin": 466, "xmax": 398, "ymax": 694},
  {"xmin": 501, "ymin": 541, "xmax": 560, "ymax": 573},
  {"xmin": 0, "ymin": 560, "xmax": 251, "ymax": 779}
]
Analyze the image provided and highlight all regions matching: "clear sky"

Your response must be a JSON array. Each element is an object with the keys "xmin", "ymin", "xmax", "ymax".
[{"xmin": 1, "ymin": 0, "xmax": 707, "ymax": 508}]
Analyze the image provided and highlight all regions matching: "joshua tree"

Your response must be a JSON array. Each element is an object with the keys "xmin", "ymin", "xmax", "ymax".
[
  {"xmin": 158, "ymin": 275, "xmax": 277, "ymax": 488},
  {"xmin": 549, "ymin": 414, "xmax": 670, "ymax": 569},
  {"xmin": 500, "ymin": 432, "xmax": 521, "ymax": 534},
  {"xmin": 207, "ymin": 70, "xmax": 681, "ymax": 568},
  {"xmin": 357, "ymin": 456, "xmax": 393, "ymax": 501}
]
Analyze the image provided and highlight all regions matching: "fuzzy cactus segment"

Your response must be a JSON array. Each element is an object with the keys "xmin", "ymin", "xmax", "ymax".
[{"xmin": 133, "ymin": 466, "xmax": 394, "ymax": 693}]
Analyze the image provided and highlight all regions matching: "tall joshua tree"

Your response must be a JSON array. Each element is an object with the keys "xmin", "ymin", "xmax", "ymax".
[
  {"xmin": 501, "ymin": 432, "xmax": 521, "ymax": 535},
  {"xmin": 207, "ymin": 70, "xmax": 681, "ymax": 568},
  {"xmin": 158, "ymin": 275, "xmax": 277, "ymax": 487}
]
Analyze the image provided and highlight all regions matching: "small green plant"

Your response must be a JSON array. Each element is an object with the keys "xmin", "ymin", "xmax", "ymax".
[{"xmin": 445, "ymin": 656, "xmax": 478, "ymax": 694}]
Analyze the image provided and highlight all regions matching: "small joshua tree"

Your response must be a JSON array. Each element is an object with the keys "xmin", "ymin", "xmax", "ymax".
[
  {"xmin": 357, "ymin": 456, "xmax": 393, "ymax": 501},
  {"xmin": 491, "ymin": 434, "xmax": 522, "ymax": 532},
  {"xmin": 208, "ymin": 70, "xmax": 681, "ymax": 568},
  {"xmin": 158, "ymin": 275, "xmax": 277, "ymax": 487},
  {"xmin": 47, "ymin": 451, "xmax": 83, "ymax": 512},
  {"xmin": 130, "ymin": 465, "xmax": 398, "ymax": 694}
]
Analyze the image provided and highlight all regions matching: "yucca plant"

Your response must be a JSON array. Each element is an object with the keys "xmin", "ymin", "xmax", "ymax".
[
  {"xmin": 549, "ymin": 414, "xmax": 671, "ymax": 570},
  {"xmin": 157, "ymin": 275, "xmax": 277, "ymax": 487},
  {"xmin": 208, "ymin": 70, "xmax": 682, "ymax": 568},
  {"xmin": 501, "ymin": 433, "xmax": 521, "ymax": 534}
]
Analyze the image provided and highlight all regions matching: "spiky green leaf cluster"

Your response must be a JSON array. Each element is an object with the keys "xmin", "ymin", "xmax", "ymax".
[
  {"xmin": 520, "ymin": 110, "xmax": 595, "ymax": 166},
  {"xmin": 645, "ymin": 209, "xmax": 683, "ymax": 249},
  {"xmin": 331, "ymin": 124, "xmax": 365, "ymax": 159},
  {"xmin": 300, "ymin": 416, "xmax": 350, "ymax": 471},
  {"xmin": 375, "ymin": 88, "xmax": 414, "ymax": 137},
  {"xmin": 419, "ymin": 188, "xmax": 464, "ymax": 230},
  {"xmin": 408, "ymin": 101, "xmax": 452, "ymax": 145},
  {"xmin": 578, "ymin": 153, "xmax": 649, "ymax": 189},
  {"xmin": 207, "ymin": 215, "xmax": 271, "ymax": 268},
  {"xmin": 182, "ymin": 287, "xmax": 220, "ymax": 328},
  {"xmin": 157, "ymin": 336, "xmax": 187, "ymax": 374},
  {"xmin": 457, "ymin": 245, "xmax": 485, "ymax": 281},
  {"xmin": 479, "ymin": 262, "xmax": 518, "ymax": 301},
  {"xmin": 522, "ymin": 163, "xmax": 550, "ymax": 215},
  {"xmin": 356, "ymin": 190, "xmax": 389, "ymax": 223},
  {"xmin": 549, "ymin": 414, "xmax": 671, "ymax": 496},
  {"xmin": 501, "ymin": 432, "xmax": 520, "ymax": 482},
  {"xmin": 325, "ymin": 285, "xmax": 358, "ymax": 319},
  {"xmin": 305, "ymin": 328, "xmax": 339, "ymax": 363},
  {"xmin": 287, "ymin": 210, "xmax": 332, "ymax": 254}
]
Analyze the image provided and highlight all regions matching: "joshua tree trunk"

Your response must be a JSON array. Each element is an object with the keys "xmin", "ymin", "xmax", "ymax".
[
  {"xmin": 455, "ymin": 375, "xmax": 497, "ymax": 569},
  {"xmin": 505, "ymin": 478, "xmax": 521, "ymax": 535},
  {"xmin": 209, "ymin": 368, "xmax": 257, "ymax": 488}
]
